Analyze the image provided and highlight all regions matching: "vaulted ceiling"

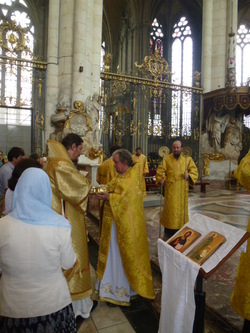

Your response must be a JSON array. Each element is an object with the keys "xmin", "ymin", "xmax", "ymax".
[{"xmin": 102, "ymin": 0, "xmax": 249, "ymax": 54}]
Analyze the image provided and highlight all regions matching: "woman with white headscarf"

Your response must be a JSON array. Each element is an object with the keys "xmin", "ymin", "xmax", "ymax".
[{"xmin": 0, "ymin": 168, "xmax": 77, "ymax": 332}]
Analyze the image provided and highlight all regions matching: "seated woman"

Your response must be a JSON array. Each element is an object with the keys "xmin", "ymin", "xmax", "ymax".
[{"xmin": 0, "ymin": 168, "xmax": 77, "ymax": 332}]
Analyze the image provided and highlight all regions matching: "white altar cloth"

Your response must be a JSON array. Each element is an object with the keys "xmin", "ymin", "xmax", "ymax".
[
  {"xmin": 158, "ymin": 239, "xmax": 199, "ymax": 333},
  {"xmin": 157, "ymin": 213, "xmax": 247, "ymax": 333}
]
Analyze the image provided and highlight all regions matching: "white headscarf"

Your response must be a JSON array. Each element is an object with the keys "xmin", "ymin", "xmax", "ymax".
[{"xmin": 10, "ymin": 168, "xmax": 71, "ymax": 228}]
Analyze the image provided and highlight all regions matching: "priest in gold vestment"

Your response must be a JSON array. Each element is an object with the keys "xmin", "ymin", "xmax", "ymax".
[
  {"xmin": 96, "ymin": 145, "xmax": 120, "ymax": 185},
  {"xmin": 231, "ymin": 150, "xmax": 250, "ymax": 333},
  {"xmin": 95, "ymin": 149, "xmax": 155, "ymax": 306},
  {"xmin": 156, "ymin": 140, "xmax": 198, "ymax": 238},
  {"xmin": 45, "ymin": 133, "xmax": 96, "ymax": 319},
  {"xmin": 132, "ymin": 147, "xmax": 149, "ymax": 197}
]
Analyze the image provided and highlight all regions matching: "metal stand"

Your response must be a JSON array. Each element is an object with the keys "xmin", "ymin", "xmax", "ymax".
[{"xmin": 193, "ymin": 274, "xmax": 206, "ymax": 333}]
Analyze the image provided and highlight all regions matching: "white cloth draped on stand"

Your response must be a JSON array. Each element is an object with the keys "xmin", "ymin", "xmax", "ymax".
[
  {"xmin": 158, "ymin": 239, "xmax": 200, "ymax": 333},
  {"xmin": 157, "ymin": 213, "xmax": 247, "ymax": 333}
]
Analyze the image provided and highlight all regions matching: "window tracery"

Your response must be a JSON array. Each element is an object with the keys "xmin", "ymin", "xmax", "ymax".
[
  {"xmin": 0, "ymin": 0, "xmax": 35, "ymax": 152},
  {"xmin": 171, "ymin": 16, "xmax": 193, "ymax": 137},
  {"xmin": 0, "ymin": 0, "xmax": 33, "ymax": 114},
  {"xmin": 236, "ymin": 24, "xmax": 250, "ymax": 128},
  {"xmin": 149, "ymin": 18, "xmax": 164, "ymax": 137}
]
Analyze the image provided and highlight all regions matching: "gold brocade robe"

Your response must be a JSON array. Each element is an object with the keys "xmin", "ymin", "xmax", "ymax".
[
  {"xmin": 132, "ymin": 154, "xmax": 149, "ymax": 197},
  {"xmin": 231, "ymin": 150, "xmax": 250, "ymax": 320},
  {"xmin": 96, "ymin": 157, "xmax": 117, "ymax": 227},
  {"xmin": 96, "ymin": 157, "xmax": 116, "ymax": 185},
  {"xmin": 156, "ymin": 153, "xmax": 198, "ymax": 230},
  {"xmin": 96, "ymin": 163, "xmax": 155, "ymax": 300},
  {"xmin": 45, "ymin": 140, "xmax": 92, "ymax": 301}
]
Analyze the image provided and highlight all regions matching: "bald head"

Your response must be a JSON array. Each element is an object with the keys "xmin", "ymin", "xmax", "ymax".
[{"xmin": 172, "ymin": 141, "xmax": 182, "ymax": 159}]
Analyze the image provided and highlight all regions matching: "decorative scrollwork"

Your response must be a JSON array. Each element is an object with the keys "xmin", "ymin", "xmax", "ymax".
[
  {"xmin": 0, "ymin": 20, "xmax": 32, "ymax": 57},
  {"xmin": 112, "ymin": 80, "xmax": 128, "ymax": 97},
  {"xmin": 135, "ymin": 49, "xmax": 172, "ymax": 81}
]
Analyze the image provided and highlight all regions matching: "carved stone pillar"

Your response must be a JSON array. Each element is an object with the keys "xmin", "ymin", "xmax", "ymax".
[
  {"xmin": 45, "ymin": 0, "xmax": 103, "ymax": 143},
  {"xmin": 45, "ymin": 0, "xmax": 60, "ymax": 142},
  {"xmin": 201, "ymin": 0, "xmax": 213, "ymax": 93}
]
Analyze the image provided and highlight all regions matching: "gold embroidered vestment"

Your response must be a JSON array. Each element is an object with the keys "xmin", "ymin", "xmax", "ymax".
[
  {"xmin": 132, "ymin": 153, "xmax": 149, "ymax": 197},
  {"xmin": 231, "ymin": 150, "xmax": 250, "ymax": 320},
  {"xmin": 96, "ymin": 163, "xmax": 155, "ymax": 300},
  {"xmin": 96, "ymin": 157, "xmax": 116, "ymax": 185},
  {"xmin": 156, "ymin": 153, "xmax": 198, "ymax": 229},
  {"xmin": 45, "ymin": 140, "xmax": 92, "ymax": 301}
]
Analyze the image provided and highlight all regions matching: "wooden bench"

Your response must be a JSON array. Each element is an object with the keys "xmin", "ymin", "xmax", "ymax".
[{"xmin": 195, "ymin": 181, "xmax": 210, "ymax": 193}]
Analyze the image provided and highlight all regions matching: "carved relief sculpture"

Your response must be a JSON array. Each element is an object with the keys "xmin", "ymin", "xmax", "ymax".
[
  {"xmin": 85, "ymin": 93, "xmax": 102, "ymax": 148},
  {"xmin": 62, "ymin": 99, "xmax": 102, "ymax": 159},
  {"xmin": 50, "ymin": 105, "xmax": 67, "ymax": 142}
]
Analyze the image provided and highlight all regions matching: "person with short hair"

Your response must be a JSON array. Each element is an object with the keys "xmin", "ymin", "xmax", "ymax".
[
  {"xmin": 156, "ymin": 140, "xmax": 198, "ymax": 238},
  {"xmin": 0, "ymin": 168, "xmax": 77, "ymax": 332},
  {"xmin": 0, "ymin": 147, "xmax": 25, "ymax": 215},
  {"xmin": 132, "ymin": 146, "xmax": 149, "ymax": 197},
  {"xmin": 29, "ymin": 152, "xmax": 40, "ymax": 161},
  {"xmin": 45, "ymin": 133, "xmax": 97, "ymax": 321},
  {"xmin": 96, "ymin": 144, "xmax": 121, "ymax": 185},
  {"xmin": 0, "ymin": 151, "xmax": 3, "ymax": 168},
  {"xmin": 1, "ymin": 155, "xmax": 8, "ymax": 166},
  {"xmin": 95, "ymin": 149, "xmax": 155, "ymax": 306}
]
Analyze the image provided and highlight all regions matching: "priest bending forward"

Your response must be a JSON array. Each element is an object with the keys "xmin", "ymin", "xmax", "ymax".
[{"xmin": 95, "ymin": 149, "xmax": 155, "ymax": 306}]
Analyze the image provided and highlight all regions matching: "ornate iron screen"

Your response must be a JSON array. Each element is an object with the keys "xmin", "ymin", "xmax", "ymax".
[{"xmin": 100, "ymin": 52, "xmax": 202, "ymax": 167}]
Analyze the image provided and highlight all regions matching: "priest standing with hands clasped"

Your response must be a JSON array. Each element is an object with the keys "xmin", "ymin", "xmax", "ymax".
[{"xmin": 156, "ymin": 140, "xmax": 198, "ymax": 239}]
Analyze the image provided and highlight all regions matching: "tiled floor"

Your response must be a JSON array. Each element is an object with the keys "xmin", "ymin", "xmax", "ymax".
[
  {"xmin": 77, "ymin": 265, "xmax": 136, "ymax": 333},
  {"xmin": 82, "ymin": 187, "xmax": 250, "ymax": 333}
]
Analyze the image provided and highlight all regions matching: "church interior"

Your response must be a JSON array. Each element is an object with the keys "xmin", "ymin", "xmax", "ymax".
[{"xmin": 0, "ymin": 0, "xmax": 250, "ymax": 332}]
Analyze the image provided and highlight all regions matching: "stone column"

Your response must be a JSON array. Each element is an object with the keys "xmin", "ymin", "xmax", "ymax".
[
  {"xmin": 201, "ymin": 0, "xmax": 213, "ymax": 93},
  {"xmin": 202, "ymin": 0, "xmax": 235, "ymax": 92},
  {"xmin": 58, "ymin": 0, "xmax": 74, "ymax": 106},
  {"xmin": 45, "ymin": 0, "xmax": 103, "ymax": 142},
  {"xmin": 226, "ymin": 0, "xmax": 238, "ymax": 87},
  {"xmin": 72, "ymin": 0, "xmax": 102, "ymax": 102},
  {"xmin": 44, "ymin": 0, "xmax": 60, "ymax": 143},
  {"xmin": 211, "ymin": 0, "xmax": 228, "ymax": 90},
  {"xmin": 72, "ymin": 0, "xmax": 86, "ymax": 103},
  {"xmin": 92, "ymin": 0, "xmax": 103, "ymax": 93}
]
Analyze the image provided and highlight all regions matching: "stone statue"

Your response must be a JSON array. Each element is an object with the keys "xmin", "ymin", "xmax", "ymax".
[
  {"xmin": 85, "ymin": 93, "xmax": 102, "ymax": 147},
  {"xmin": 49, "ymin": 83, "xmax": 71, "ymax": 141},
  {"xmin": 62, "ymin": 101, "xmax": 94, "ymax": 156},
  {"xmin": 61, "ymin": 100, "xmax": 102, "ymax": 159},
  {"xmin": 50, "ymin": 90, "xmax": 103, "ymax": 159},
  {"xmin": 207, "ymin": 112, "xmax": 230, "ymax": 151},
  {"xmin": 50, "ymin": 105, "xmax": 67, "ymax": 141},
  {"xmin": 57, "ymin": 82, "xmax": 70, "ymax": 116}
]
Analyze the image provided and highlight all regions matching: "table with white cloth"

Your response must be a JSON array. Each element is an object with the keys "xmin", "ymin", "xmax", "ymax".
[{"xmin": 157, "ymin": 213, "xmax": 249, "ymax": 333}]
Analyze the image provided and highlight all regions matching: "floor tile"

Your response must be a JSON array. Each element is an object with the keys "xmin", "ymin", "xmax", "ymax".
[
  {"xmin": 91, "ymin": 302, "xmax": 128, "ymax": 330},
  {"xmin": 98, "ymin": 322, "xmax": 135, "ymax": 333},
  {"xmin": 77, "ymin": 317, "xmax": 98, "ymax": 333}
]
